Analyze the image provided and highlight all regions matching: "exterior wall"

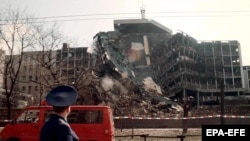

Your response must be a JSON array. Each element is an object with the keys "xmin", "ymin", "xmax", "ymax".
[
  {"xmin": 56, "ymin": 43, "xmax": 89, "ymax": 85},
  {"xmin": 18, "ymin": 51, "xmax": 57, "ymax": 98}
]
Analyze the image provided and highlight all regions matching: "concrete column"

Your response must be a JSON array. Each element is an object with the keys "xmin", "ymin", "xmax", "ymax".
[{"xmin": 143, "ymin": 36, "xmax": 151, "ymax": 65}]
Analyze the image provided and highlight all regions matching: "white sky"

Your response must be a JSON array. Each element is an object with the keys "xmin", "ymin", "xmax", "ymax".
[{"xmin": 1, "ymin": 0, "xmax": 250, "ymax": 65}]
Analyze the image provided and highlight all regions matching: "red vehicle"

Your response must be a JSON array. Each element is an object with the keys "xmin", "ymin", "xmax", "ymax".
[{"xmin": 0, "ymin": 105, "xmax": 115, "ymax": 141}]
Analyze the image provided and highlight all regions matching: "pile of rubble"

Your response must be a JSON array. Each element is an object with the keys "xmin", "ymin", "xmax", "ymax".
[{"xmin": 79, "ymin": 69, "xmax": 183, "ymax": 117}]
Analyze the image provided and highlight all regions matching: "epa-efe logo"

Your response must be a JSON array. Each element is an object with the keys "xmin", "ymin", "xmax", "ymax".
[
  {"xmin": 206, "ymin": 128, "xmax": 245, "ymax": 136},
  {"xmin": 202, "ymin": 125, "xmax": 250, "ymax": 141}
]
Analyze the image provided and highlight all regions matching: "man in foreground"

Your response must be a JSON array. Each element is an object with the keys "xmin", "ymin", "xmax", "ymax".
[{"xmin": 40, "ymin": 85, "xmax": 79, "ymax": 141}]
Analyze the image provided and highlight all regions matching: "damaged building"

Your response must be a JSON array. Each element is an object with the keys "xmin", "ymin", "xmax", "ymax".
[
  {"xmin": 87, "ymin": 18, "xmax": 245, "ymax": 111},
  {"xmin": 3, "ymin": 17, "xmax": 247, "ymax": 117}
]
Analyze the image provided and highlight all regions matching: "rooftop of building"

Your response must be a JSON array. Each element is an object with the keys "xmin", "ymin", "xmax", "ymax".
[{"xmin": 113, "ymin": 18, "xmax": 173, "ymax": 35}]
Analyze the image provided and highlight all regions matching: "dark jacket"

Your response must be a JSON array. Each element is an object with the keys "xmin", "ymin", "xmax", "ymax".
[{"xmin": 40, "ymin": 114, "xmax": 79, "ymax": 141}]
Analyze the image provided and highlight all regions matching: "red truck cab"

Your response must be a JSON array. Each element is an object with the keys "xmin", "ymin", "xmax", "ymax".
[{"xmin": 0, "ymin": 105, "xmax": 115, "ymax": 141}]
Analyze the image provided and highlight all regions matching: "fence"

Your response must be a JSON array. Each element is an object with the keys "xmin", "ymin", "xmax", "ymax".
[{"xmin": 113, "ymin": 115, "xmax": 250, "ymax": 128}]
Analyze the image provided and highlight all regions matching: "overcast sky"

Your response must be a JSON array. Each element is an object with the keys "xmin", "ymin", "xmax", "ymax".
[{"xmin": 1, "ymin": 0, "xmax": 250, "ymax": 65}]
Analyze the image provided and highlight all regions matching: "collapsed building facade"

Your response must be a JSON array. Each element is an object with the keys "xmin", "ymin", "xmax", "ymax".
[{"xmin": 87, "ymin": 18, "xmax": 245, "ymax": 111}]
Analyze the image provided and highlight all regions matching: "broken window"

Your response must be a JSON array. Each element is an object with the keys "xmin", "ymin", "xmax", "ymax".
[
  {"xmin": 232, "ymin": 56, "xmax": 240, "ymax": 65},
  {"xmin": 214, "ymin": 43, "xmax": 222, "ymax": 56},
  {"xmin": 222, "ymin": 43, "xmax": 230, "ymax": 55},
  {"xmin": 204, "ymin": 44, "xmax": 213, "ymax": 56},
  {"xmin": 231, "ymin": 45, "xmax": 239, "ymax": 55},
  {"xmin": 223, "ymin": 56, "xmax": 231, "ymax": 65},
  {"xmin": 233, "ymin": 67, "xmax": 241, "ymax": 76},
  {"xmin": 224, "ymin": 67, "xmax": 232, "ymax": 76}
]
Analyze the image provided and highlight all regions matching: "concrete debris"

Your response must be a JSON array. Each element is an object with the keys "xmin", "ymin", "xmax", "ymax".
[{"xmin": 142, "ymin": 77, "xmax": 162, "ymax": 95}]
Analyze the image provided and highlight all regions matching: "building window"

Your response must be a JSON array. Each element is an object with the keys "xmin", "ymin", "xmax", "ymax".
[
  {"xmin": 30, "ymin": 65, "xmax": 33, "ymax": 71},
  {"xmin": 62, "ymin": 70, "xmax": 67, "ymax": 76},
  {"xmin": 35, "ymin": 86, "xmax": 38, "ymax": 91},
  {"xmin": 76, "ymin": 60, "xmax": 81, "ymax": 66},
  {"xmin": 29, "ymin": 76, "xmax": 32, "ymax": 81},
  {"xmin": 22, "ymin": 86, "xmax": 25, "ymax": 91},
  {"xmin": 62, "ymin": 52, "xmax": 68, "ymax": 59},
  {"xmin": 68, "ymin": 69, "xmax": 74, "ymax": 75},
  {"xmin": 76, "ymin": 52, "xmax": 82, "ymax": 58},
  {"xmin": 22, "ymin": 76, "xmax": 26, "ymax": 81},
  {"xmin": 23, "ymin": 66, "xmax": 27, "ymax": 71},
  {"xmin": 28, "ymin": 86, "xmax": 32, "ymax": 93},
  {"xmin": 68, "ymin": 52, "xmax": 73, "ymax": 57}
]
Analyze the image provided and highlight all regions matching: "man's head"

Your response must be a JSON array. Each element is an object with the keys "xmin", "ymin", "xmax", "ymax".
[{"xmin": 46, "ymin": 85, "xmax": 78, "ymax": 108}]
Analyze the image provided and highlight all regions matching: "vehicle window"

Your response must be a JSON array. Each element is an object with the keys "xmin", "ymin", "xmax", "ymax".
[
  {"xmin": 16, "ymin": 109, "xmax": 39, "ymax": 123},
  {"xmin": 68, "ymin": 110, "xmax": 103, "ymax": 124}
]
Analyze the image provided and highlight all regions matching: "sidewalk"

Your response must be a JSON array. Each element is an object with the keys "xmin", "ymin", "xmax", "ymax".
[
  {"xmin": 115, "ymin": 128, "xmax": 201, "ymax": 141},
  {"xmin": 115, "ymin": 128, "xmax": 201, "ymax": 136}
]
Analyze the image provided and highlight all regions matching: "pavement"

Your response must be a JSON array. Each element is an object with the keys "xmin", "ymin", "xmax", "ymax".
[
  {"xmin": 115, "ymin": 128, "xmax": 201, "ymax": 136},
  {"xmin": 115, "ymin": 128, "xmax": 201, "ymax": 141}
]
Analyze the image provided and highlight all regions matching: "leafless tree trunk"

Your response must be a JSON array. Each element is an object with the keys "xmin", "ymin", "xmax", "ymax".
[{"xmin": 0, "ymin": 8, "xmax": 36, "ymax": 119}]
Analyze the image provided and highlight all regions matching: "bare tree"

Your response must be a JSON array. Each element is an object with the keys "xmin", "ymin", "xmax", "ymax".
[
  {"xmin": 0, "ymin": 6, "xmax": 68, "ymax": 118},
  {"xmin": 0, "ymin": 8, "xmax": 37, "ymax": 119},
  {"xmin": 28, "ymin": 23, "xmax": 66, "ymax": 105}
]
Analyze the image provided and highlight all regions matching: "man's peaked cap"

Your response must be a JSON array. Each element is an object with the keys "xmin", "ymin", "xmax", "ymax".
[{"xmin": 46, "ymin": 85, "xmax": 78, "ymax": 107}]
